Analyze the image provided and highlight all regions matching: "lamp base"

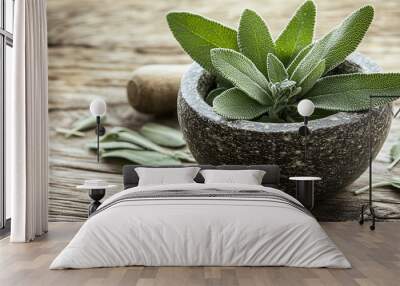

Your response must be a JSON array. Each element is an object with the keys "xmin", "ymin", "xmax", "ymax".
[
  {"xmin": 359, "ymin": 203, "xmax": 400, "ymax": 231},
  {"xmin": 95, "ymin": 126, "xmax": 106, "ymax": 136},
  {"xmin": 298, "ymin": 125, "xmax": 310, "ymax": 136},
  {"xmin": 88, "ymin": 188, "xmax": 106, "ymax": 216}
]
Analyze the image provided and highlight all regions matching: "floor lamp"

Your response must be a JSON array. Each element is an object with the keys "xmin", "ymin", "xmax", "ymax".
[
  {"xmin": 359, "ymin": 96, "xmax": 400, "ymax": 230},
  {"xmin": 90, "ymin": 98, "xmax": 107, "ymax": 163},
  {"xmin": 297, "ymin": 99, "xmax": 315, "ymax": 163}
]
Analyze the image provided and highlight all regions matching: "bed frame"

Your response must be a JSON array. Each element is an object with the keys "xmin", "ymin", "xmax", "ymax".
[{"xmin": 123, "ymin": 165, "xmax": 280, "ymax": 189}]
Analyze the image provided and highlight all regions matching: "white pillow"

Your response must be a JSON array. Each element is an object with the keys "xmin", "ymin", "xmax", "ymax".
[
  {"xmin": 135, "ymin": 167, "xmax": 200, "ymax": 186},
  {"xmin": 200, "ymin": 169, "xmax": 266, "ymax": 185}
]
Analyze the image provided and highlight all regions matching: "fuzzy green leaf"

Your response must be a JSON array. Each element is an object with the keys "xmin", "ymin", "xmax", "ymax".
[
  {"xmin": 291, "ymin": 5, "xmax": 374, "ymax": 82},
  {"xmin": 353, "ymin": 181, "xmax": 391, "ymax": 195},
  {"xmin": 211, "ymin": 48, "xmax": 272, "ymax": 105},
  {"xmin": 101, "ymin": 150, "xmax": 182, "ymax": 166},
  {"xmin": 353, "ymin": 176, "xmax": 400, "ymax": 194},
  {"xmin": 275, "ymin": 0, "xmax": 316, "ymax": 65},
  {"xmin": 299, "ymin": 59, "xmax": 325, "ymax": 96},
  {"xmin": 238, "ymin": 9, "xmax": 274, "ymax": 76},
  {"xmin": 213, "ymin": 88, "xmax": 269, "ymax": 120},
  {"xmin": 307, "ymin": 73, "xmax": 400, "ymax": 111},
  {"xmin": 287, "ymin": 44, "xmax": 313, "ymax": 76},
  {"xmin": 388, "ymin": 143, "xmax": 400, "ymax": 170},
  {"xmin": 101, "ymin": 127, "xmax": 193, "ymax": 162},
  {"xmin": 56, "ymin": 128, "xmax": 85, "ymax": 137},
  {"xmin": 267, "ymin": 53, "xmax": 288, "ymax": 83},
  {"xmin": 206, "ymin": 87, "xmax": 226, "ymax": 105},
  {"xmin": 59, "ymin": 115, "xmax": 106, "ymax": 138},
  {"xmin": 86, "ymin": 141, "xmax": 143, "ymax": 151},
  {"xmin": 166, "ymin": 12, "xmax": 238, "ymax": 73},
  {"xmin": 139, "ymin": 123, "xmax": 186, "ymax": 148},
  {"xmin": 171, "ymin": 150, "xmax": 196, "ymax": 163},
  {"xmin": 102, "ymin": 128, "xmax": 168, "ymax": 154}
]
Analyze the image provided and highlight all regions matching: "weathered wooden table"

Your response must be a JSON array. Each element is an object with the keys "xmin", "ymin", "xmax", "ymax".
[{"xmin": 47, "ymin": 0, "xmax": 400, "ymax": 221}]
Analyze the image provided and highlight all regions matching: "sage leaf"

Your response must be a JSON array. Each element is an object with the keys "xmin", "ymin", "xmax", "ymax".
[
  {"xmin": 267, "ymin": 53, "xmax": 288, "ymax": 83},
  {"xmin": 298, "ymin": 59, "xmax": 325, "ymax": 96},
  {"xmin": 101, "ymin": 127, "xmax": 190, "ymax": 162},
  {"xmin": 172, "ymin": 150, "xmax": 196, "ymax": 163},
  {"xmin": 99, "ymin": 126, "xmax": 196, "ymax": 163},
  {"xmin": 353, "ymin": 181, "xmax": 391, "ymax": 195},
  {"xmin": 139, "ymin": 123, "xmax": 186, "ymax": 148},
  {"xmin": 353, "ymin": 176, "xmax": 400, "ymax": 195},
  {"xmin": 291, "ymin": 5, "xmax": 374, "ymax": 82},
  {"xmin": 213, "ymin": 88, "xmax": 269, "ymax": 120},
  {"xmin": 275, "ymin": 0, "xmax": 316, "ymax": 65},
  {"xmin": 206, "ymin": 88, "xmax": 226, "ymax": 106},
  {"xmin": 166, "ymin": 12, "xmax": 238, "ymax": 73},
  {"xmin": 58, "ymin": 115, "xmax": 106, "ymax": 138},
  {"xmin": 86, "ymin": 141, "xmax": 143, "ymax": 151},
  {"xmin": 56, "ymin": 128, "xmax": 85, "ymax": 137},
  {"xmin": 287, "ymin": 44, "xmax": 313, "ymax": 76},
  {"xmin": 309, "ymin": 108, "xmax": 336, "ymax": 120},
  {"xmin": 102, "ymin": 128, "xmax": 167, "ymax": 153},
  {"xmin": 210, "ymin": 48, "xmax": 272, "ymax": 105},
  {"xmin": 101, "ymin": 150, "xmax": 182, "ymax": 165},
  {"xmin": 307, "ymin": 73, "xmax": 400, "ymax": 111},
  {"xmin": 238, "ymin": 9, "xmax": 274, "ymax": 77},
  {"xmin": 388, "ymin": 143, "xmax": 400, "ymax": 170}
]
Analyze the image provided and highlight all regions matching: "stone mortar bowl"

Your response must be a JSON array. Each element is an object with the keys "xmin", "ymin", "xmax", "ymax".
[{"xmin": 178, "ymin": 53, "xmax": 392, "ymax": 195}]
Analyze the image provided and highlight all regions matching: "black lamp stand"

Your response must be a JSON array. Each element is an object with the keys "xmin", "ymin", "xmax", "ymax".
[
  {"xmin": 359, "ymin": 96, "xmax": 400, "ymax": 230},
  {"xmin": 95, "ymin": 116, "xmax": 106, "ymax": 163},
  {"xmin": 88, "ymin": 189, "xmax": 106, "ymax": 216},
  {"xmin": 299, "ymin": 116, "xmax": 311, "ymax": 163}
]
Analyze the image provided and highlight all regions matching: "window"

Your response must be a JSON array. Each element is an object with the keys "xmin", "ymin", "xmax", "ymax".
[{"xmin": 1, "ymin": 0, "xmax": 14, "ymax": 230}]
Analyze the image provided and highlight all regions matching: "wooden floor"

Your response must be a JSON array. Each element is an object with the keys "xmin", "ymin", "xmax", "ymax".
[{"xmin": 0, "ymin": 222, "xmax": 399, "ymax": 286}]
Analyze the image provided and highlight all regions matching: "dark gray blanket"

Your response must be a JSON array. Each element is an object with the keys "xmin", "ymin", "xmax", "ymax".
[{"xmin": 93, "ymin": 189, "xmax": 309, "ymax": 217}]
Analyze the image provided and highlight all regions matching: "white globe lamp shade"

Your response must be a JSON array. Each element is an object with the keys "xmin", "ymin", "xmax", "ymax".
[
  {"xmin": 90, "ymin": 98, "xmax": 107, "ymax": 116},
  {"xmin": 297, "ymin": 99, "xmax": 315, "ymax": 117}
]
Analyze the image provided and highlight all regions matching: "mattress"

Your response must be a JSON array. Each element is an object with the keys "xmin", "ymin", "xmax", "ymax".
[{"xmin": 50, "ymin": 183, "xmax": 350, "ymax": 269}]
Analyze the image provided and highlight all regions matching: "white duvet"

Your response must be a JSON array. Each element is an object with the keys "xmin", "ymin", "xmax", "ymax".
[{"xmin": 50, "ymin": 183, "xmax": 351, "ymax": 269}]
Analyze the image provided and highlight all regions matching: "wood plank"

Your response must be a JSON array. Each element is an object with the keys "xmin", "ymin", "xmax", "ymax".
[
  {"xmin": 0, "ymin": 222, "xmax": 400, "ymax": 286},
  {"xmin": 1, "ymin": 222, "xmax": 399, "ymax": 286}
]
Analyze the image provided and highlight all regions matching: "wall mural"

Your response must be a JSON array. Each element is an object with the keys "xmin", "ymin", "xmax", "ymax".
[{"xmin": 47, "ymin": 0, "xmax": 400, "ymax": 222}]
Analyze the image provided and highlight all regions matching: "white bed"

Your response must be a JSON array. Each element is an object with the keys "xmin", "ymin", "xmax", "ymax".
[{"xmin": 50, "ymin": 182, "xmax": 350, "ymax": 269}]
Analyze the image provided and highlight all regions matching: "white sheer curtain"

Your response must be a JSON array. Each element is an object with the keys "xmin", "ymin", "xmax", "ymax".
[{"xmin": 7, "ymin": 0, "xmax": 49, "ymax": 242}]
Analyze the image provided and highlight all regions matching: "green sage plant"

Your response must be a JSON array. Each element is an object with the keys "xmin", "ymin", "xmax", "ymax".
[{"xmin": 167, "ymin": 1, "xmax": 400, "ymax": 122}]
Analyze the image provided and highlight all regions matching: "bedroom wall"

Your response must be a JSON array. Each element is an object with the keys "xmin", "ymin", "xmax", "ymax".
[{"xmin": 47, "ymin": 0, "xmax": 400, "ymax": 222}]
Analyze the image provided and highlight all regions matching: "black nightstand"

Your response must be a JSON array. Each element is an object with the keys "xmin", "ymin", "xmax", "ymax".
[
  {"xmin": 77, "ymin": 182, "xmax": 116, "ymax": 216},
  {"xmin": 289, "ymin": 177, "xmax": 321, "ymax": 210}
]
